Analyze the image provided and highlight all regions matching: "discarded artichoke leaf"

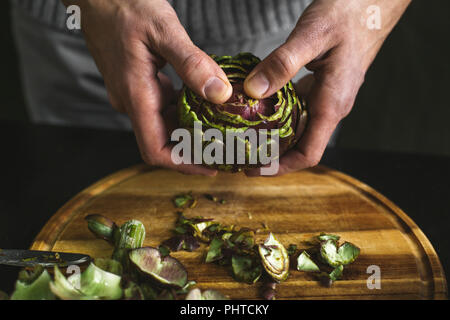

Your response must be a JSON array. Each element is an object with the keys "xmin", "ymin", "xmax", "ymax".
[
  {"xmin": 173, "ymin": 193, "xmax": 195, "ymax": 208},
  {"xmin": 231, "ymin": 254, "xmax": 262, "ymax": 284},
  {"xmin": 85, "ymin": 214, "xmax": 118, "ymax": 243},
  {"xmin": 76, "ymin": 263, "xmax": 123, "ymax": 299},
  {"xmin": 158, "ymin": 245, "xmax": 171, "ymax": 257},
  {"xmin": 185, "ymin": 288, "xmax": 229, "ymax": 300},
  {"xmin": 317, "ymin": 233, "xmax": 341, "ymax": 242},
  {"xmin": 297, "ymin": 251, "xmax": 320, "ymax": 272},
  {"xmin": 338, "ymin": 242, "xmax": 360, "ymax": 265},
  {"xmin": 320, "ymin": 239, "xmax": 342, "ymax": 267},
  {"xmin": 129, "ymin": 247, "xmax": 188, "ymax": 288},
  {"xmin": 258, "ymin": 233, "xmax": 289, "ymax": 282},
  {"xmin": 11, "ymin": 267, "xmax": 55, "ymax": 300},
  {"xmin": 329, "ymin": 265, "xmax": 344, "ymax": 281},
  {"xmin": 205, "ymin": 237, "xmax": 224, "ymax": 263},
  {"xmin": 94, "ymin": 258, "xmax": 123, "ymax": 276},
  {"xmin": 174, "ymin": 225, "xmax": 188, "ymax": 235},
  {"xmin": 49, "ymin": 266, "xmax": 87, "ymax": 300},
  {"xmin": 229, "ymin": 228, "xmax": 255, "ymax": 249},
  {"xmin": 162, "ymin": 235, "xmax": 200, "ymax": 253}
]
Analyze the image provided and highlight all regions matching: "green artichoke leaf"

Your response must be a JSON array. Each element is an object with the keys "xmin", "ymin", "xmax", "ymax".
[
  {"xmin": 329, "ymin": 265, "xmax": 344, "ymax": 281},
  {"xmin": 205, "ymin": 237, "xmax": 224, "ymax": 263},
  {"xmin": 11, "ymin": 267, "xmax": 55, "ymax": 300},
  {"xmin": 49, "ymin": 266, "xmax": 87, "ymax": 300},
  {"xmin": 231, "ymin": 254, "xmax": 262, "ymax": 284},
  {"xmin": 85, "ymin": 214, "xmax": 118, "ymax": 243},
  {"xmin": 320, "ymin": 239, "xmax": 343, "ymax": 267},
  {"xmin": 337, "ymin": 242, "xmax": 360, "ymax": 265},
  {"xmin": 76, "ymin": 263, "xmax": 123, "ymax": 299},
  {"xmin": 297, "ymin": 251, "xmax": 321, "ymax": 272},
  {"xmin": 317, "ymin": 233, "xmax": 341, "ymax": 242},
  {"xmin": 173, "ymin": 193, "xmax": 195, "ymax": 208}
]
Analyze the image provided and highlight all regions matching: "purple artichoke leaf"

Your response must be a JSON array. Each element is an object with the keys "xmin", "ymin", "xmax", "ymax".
[{"xmin": 129, "ymin": 247, "xmax": 188, "ymax": 288}]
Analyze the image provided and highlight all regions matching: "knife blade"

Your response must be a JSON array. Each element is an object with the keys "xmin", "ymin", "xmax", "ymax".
[{"xmin": 0, "ymin": 249, "xmax": 91, "ymax": 267}]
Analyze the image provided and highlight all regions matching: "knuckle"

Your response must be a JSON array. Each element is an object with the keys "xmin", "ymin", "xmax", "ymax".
[
  {"xmin": 270, "ymin": 47, "xmax": 298, "ymax": 79},
  {"xmin": 180, "ymin": 51, "xmax": 208, "ymax": 80}
]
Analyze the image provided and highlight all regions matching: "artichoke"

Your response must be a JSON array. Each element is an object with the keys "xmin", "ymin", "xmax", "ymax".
[{"xmin": 177, "ymin": 52, "xmax": 308, "ymax": 172}]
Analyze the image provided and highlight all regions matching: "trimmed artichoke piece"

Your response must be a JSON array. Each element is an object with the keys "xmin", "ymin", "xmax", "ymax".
[
  {"xmin": 297, "ymin": 251, "xmax": 320, "ymax": 272},
  {"xmin": 231, "ymin": 254, "xmax": 262, "ymax": 284},
  {"xmin": 49, "ymin": 266, "xmax": 86, "ymax": 300},
  {"xmin": 77, "ymin": 263, "xmax": 123, "ymax": 299},
  {"xmin": 185, "ymin": 288, "xmax": 229, "ymax": 300},
  {"xmin": 177, "ymin": 52, "xmax": 308, "ymax": 172},
  {"xmin": 320, "ymin": 239, "xmax": 361, "ymax": 267},
  {"xmin": 320, "ymin": 239, "xmax": 342, "ymax": 267},
  {"xmin": 11, "ymin": 266, "xmax": 55, "ymax": 300},
  {"xmin": 50, "ymin": 263, "xmax": 123, "ymax": 300},
  {"xmin": 338, "ymin": 242, "xmax": 360, "ymax": 265},
  {"xmin": 258, "ymin": 233, "xmax": 289, "ymax": 282},
  {"xmin": 115, "ymin": 220, "xmax": 146, "ymax": 249},
  {"xmin": 129, "ymin": 247, "xmax": 188, "ymax": 288},
  {"xmin": 85, "ymin": 214, "xmax": 118, "ymax": 243},
  {"xmin": 112, "ymin": 219, "xmax": 146, "ymax": 267}
]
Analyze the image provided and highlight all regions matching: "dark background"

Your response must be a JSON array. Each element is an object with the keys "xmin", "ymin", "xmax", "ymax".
[{"xmin": 1, "ymin": 0, "xmax": 449, "ymax": 155}]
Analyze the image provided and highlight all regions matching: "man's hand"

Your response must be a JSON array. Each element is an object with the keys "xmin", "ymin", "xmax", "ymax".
[
  {"xmin": 244, "ymin": 0, "xmax": 411, "ymax": 176},
  {"xmin": 65, "ymin": 0, "xmax": 233, "ymax": 175}
]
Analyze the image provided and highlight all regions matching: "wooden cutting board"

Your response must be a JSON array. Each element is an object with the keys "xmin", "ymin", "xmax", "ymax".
[{"xmin": 30, "ymin": 164, "xmax": 447, "ymax": 299}]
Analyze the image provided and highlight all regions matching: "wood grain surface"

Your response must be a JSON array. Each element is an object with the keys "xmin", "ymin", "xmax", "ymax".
[{"xmin": 30, "ymin": 164, "xmax": 447, "ymax": 300}]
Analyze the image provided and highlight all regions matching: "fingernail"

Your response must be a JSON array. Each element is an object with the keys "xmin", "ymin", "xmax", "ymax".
[
  {"xmin": 246, "ymin": 72, "xmax": 270, "ymax": 98},
  {"xmin": 204, "ymin": 77, "xmax": 229, "ymax": 102}
]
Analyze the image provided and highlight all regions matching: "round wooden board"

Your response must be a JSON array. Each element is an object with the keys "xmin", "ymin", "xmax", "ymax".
[{"xmin": 31, "ymin": 164, "xmax": 447, "ymax": 299}]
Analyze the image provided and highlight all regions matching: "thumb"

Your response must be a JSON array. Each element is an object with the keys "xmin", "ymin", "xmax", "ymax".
[
  {"xmin": 244, "ymin": 19, "xmax": 333, "ymax": 99},
  {"xmin": 158, "ymin": 28, "xmax": 232, "ymax": 104}
]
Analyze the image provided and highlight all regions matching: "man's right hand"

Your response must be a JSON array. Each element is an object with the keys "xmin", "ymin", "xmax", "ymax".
[{"xmin": 64, "ymin": 0, "xmax": 233, "ymax": 175}]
